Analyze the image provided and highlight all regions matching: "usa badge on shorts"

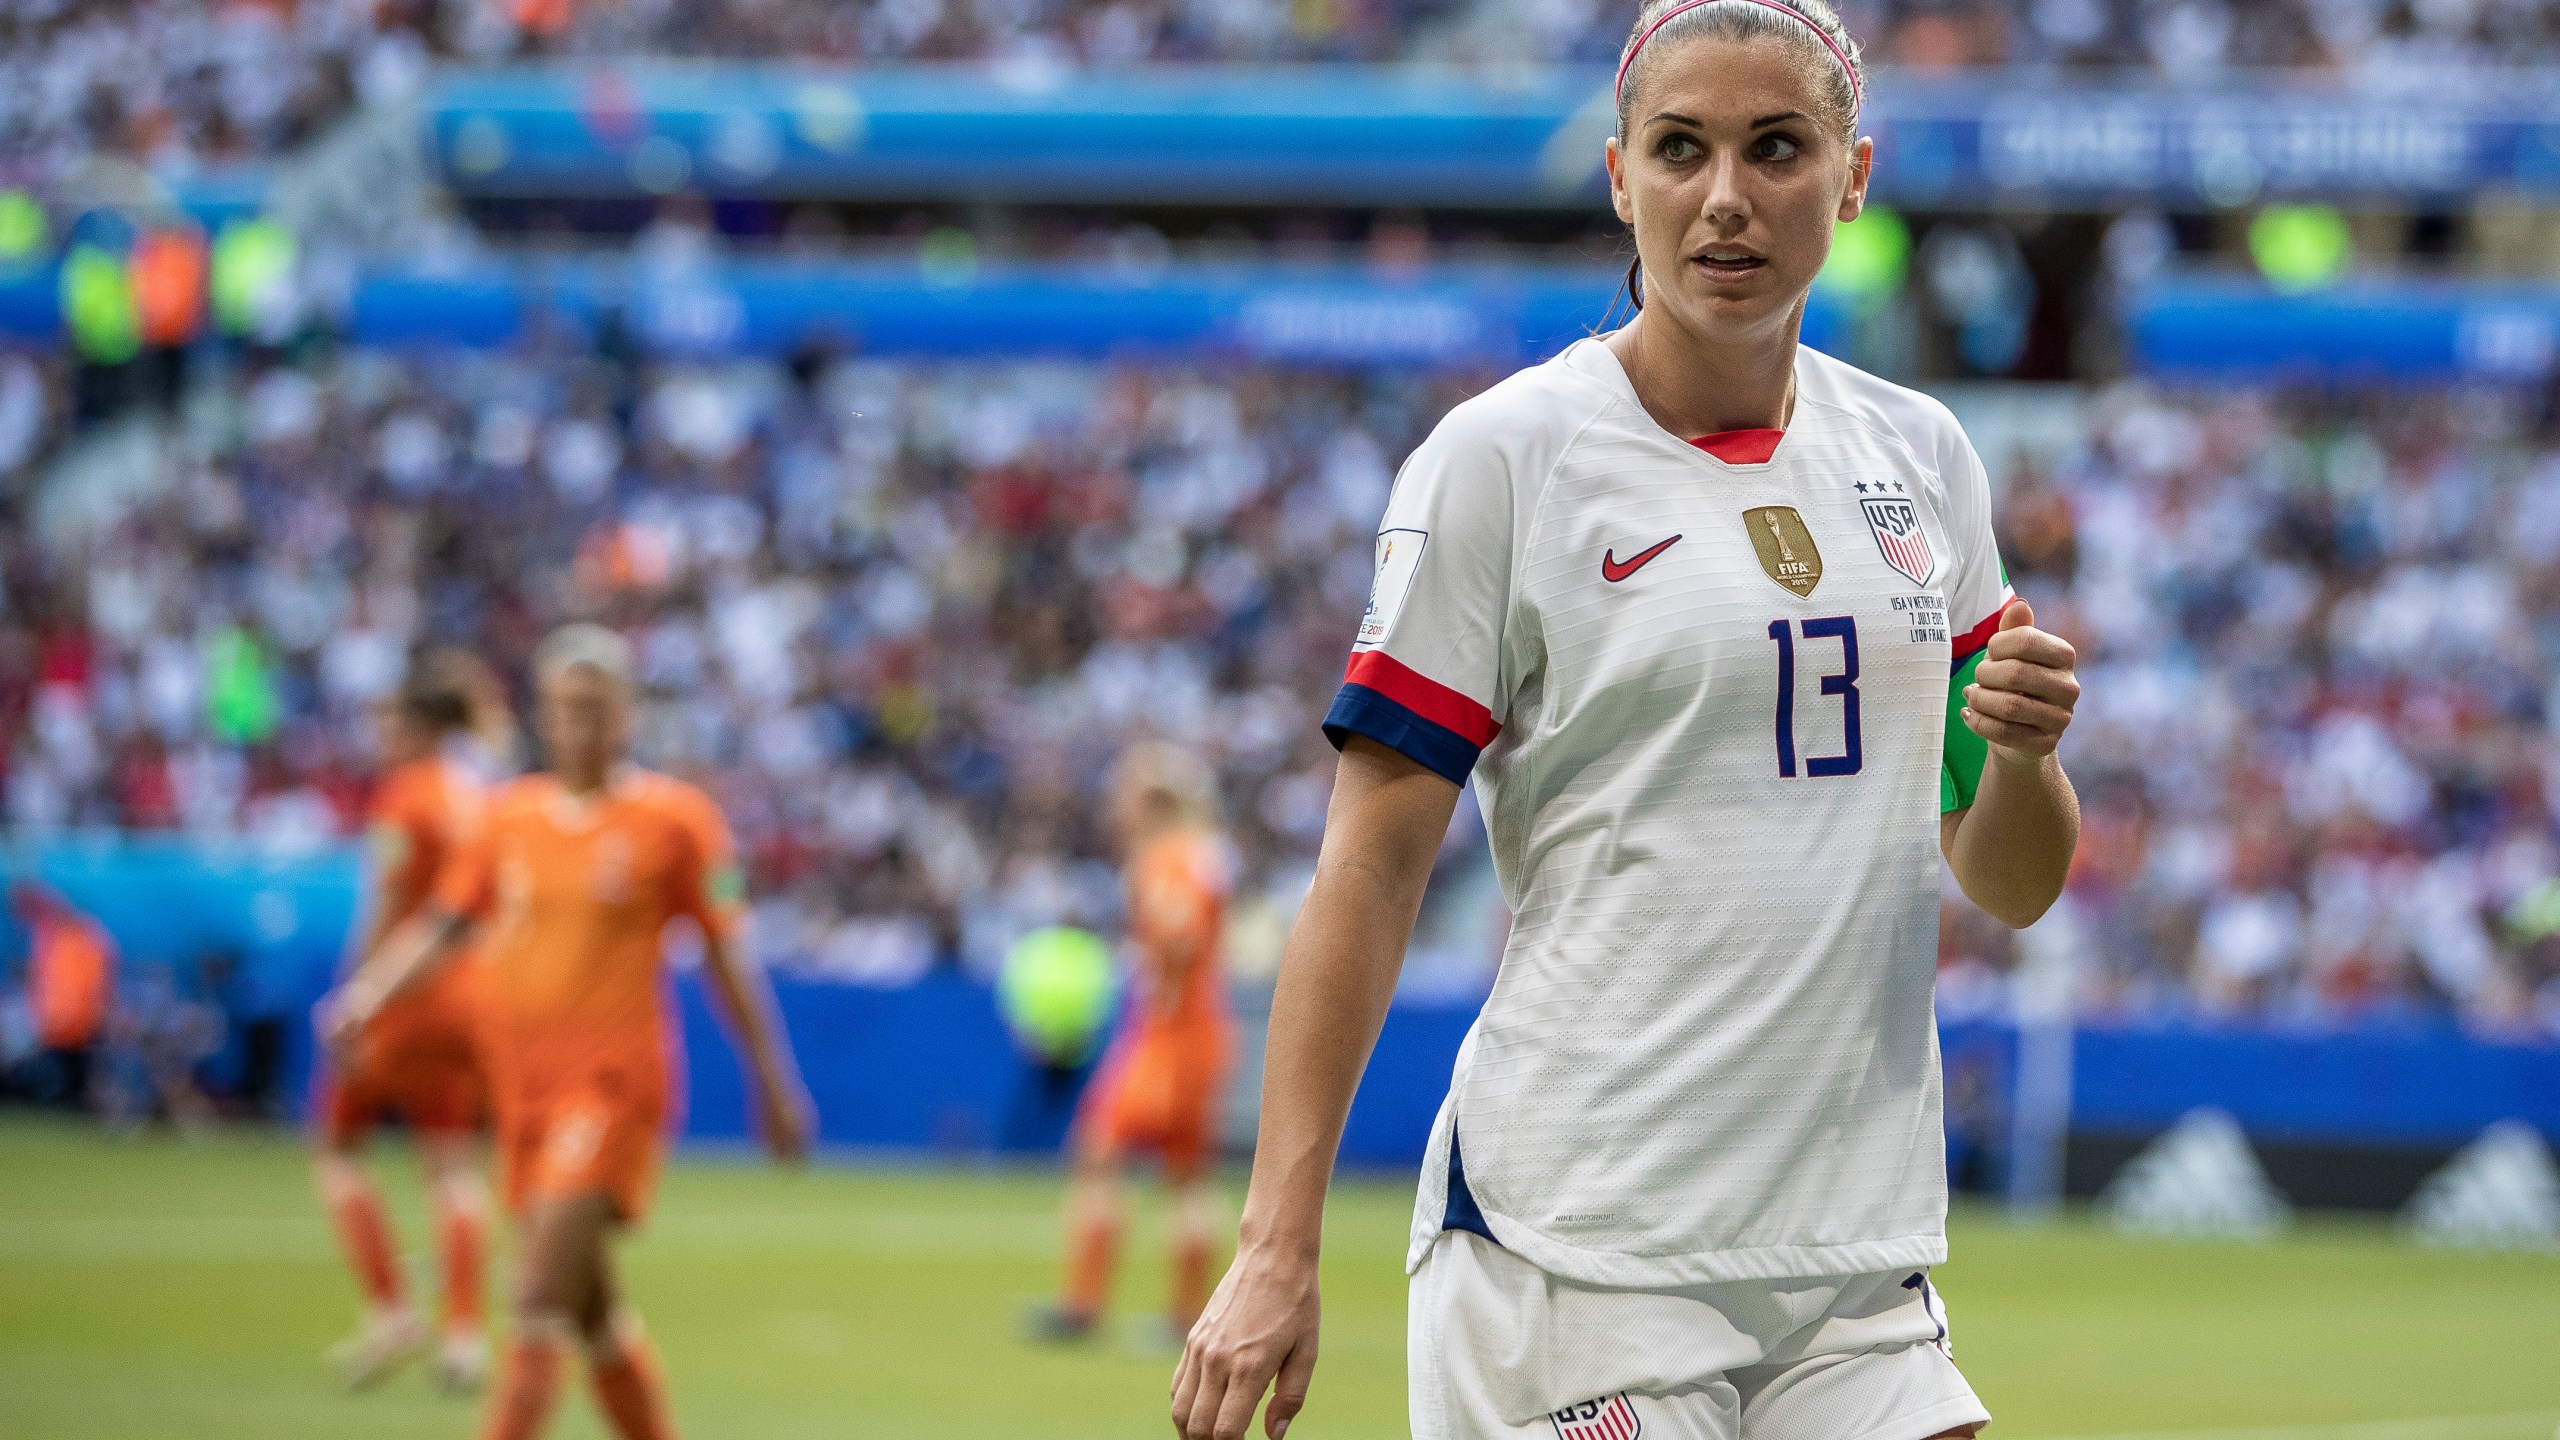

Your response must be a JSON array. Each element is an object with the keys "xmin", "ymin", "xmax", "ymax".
[
  {"xmin": 1861, "ymin": 495, "xmax": 1936, "ymax": 586},
  {"xmin": 1550, "ymin": 1393, "xmax": 1641, "ymax": 1440}
]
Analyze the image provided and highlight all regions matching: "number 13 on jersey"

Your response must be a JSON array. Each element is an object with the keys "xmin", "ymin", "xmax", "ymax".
[{"xmin": 1768, "ymin": 617, "xmax": 1861, "ymax": 778}]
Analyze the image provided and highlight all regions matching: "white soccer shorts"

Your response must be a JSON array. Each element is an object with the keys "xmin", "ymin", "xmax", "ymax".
[{"xmin": 1410, "ymin": 1231, "xmax": 1991, "ymax": 1440}]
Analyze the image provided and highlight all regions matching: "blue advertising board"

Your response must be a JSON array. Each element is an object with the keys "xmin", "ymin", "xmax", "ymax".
[
  {"xmin": 10, "ymin": 254, "xmax": 1818, "ymax": 368},
  {"xmin": 429, "ymin": 65, "xmax": 1614, "ymax": 208},
  {"xmin": 2130, "ymin": 276, "xmax": 2560, "ymax": 382},
  {"xmin": 424, "ymin": 64, "xmax": 2560, "ymax": 208}
]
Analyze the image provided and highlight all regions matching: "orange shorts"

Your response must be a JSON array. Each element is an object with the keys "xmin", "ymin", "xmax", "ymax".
[
  {"xmin": 1075, "ymin": 1025, "xmax": 1232, "ymax": 1183},
  {"xmin": 495, "ymin": 1060, "xmax": 667, "ymax": 1224},
  {"xmin": 319, "ymin": 998, "xmax": 489, "ymax": 1146}
]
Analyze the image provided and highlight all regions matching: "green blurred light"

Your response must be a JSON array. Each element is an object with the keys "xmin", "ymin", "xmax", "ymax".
[
  {"xmin": 2248, "ymin": 205, "xmax": 2352, "ymax": 294},
  {"xmin": 998, "ymin": 925, "xmax": 1118, "ymax": 1066},
  {"xmin": 206, "ymin": 626, "xmax": 279, "ymax": 745},
  {"xmin": 60, "ymin": 243, "xmax": 139, "ymax": 365},
  {"xmin": 212, "ymin": 217, "xmax": 296, "ymax": 337},
  {"xmin": 0, "ymin": 191, "xmax": 46, "ymax": 263},
  {"xmin": 2507, "ymin": 879, "xmax": 2560, "ymax": 943},
  {"xmin": 1818, "ymin": 205, "xmax": 1910, "ymax": 305}
]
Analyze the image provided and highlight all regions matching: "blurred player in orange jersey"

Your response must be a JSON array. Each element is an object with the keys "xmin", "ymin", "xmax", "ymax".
[
  {"xmin": 311, "ymin": 650, "xmax": 509, "ymax": 1392},
  {"xmin": 1031, "ymin": 741, "xmax": 1237, "ymax": 1346},
  {"xmin": 324, "ymin": 625, "xmax": 809, "ymax": 1440}
]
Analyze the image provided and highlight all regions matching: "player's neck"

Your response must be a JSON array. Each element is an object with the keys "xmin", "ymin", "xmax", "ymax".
[
  {"xmin": 1125, "ymin": 815, "xmax": 1191, "ymax": 854},
  {"xmin": 1608, "ymin": 305, "xmax": 1802, "ymax": 439},
  {"xmin": 554, "ymin": 761, "xmax": 621, "ymax": 800}
]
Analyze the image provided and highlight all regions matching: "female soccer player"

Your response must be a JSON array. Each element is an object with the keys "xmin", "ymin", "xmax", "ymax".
[
  {"xmin": 312, "ymin": 650, "xmax": 506, "ymax": 1392},
  {"xmin": 1032, "ymin": 742, "xmax": 1237, "ymax": 1346},
  {"xmin": 1173, "ymin": 4, "xmax": 2081, "ymax": 1438},
  {"xmin": 327, "ymin": 625, "xmax": 810, "ymax": 1440}
]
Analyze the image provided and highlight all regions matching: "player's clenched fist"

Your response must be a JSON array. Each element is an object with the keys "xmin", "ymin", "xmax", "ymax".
[
  {"xmin": 1959, "ymin": 597, "xmax": 2079, "ymax": 762},
  {"xmin": 1171, "ymin": 1241, "xmax": 1321, "ymax": 1440}
]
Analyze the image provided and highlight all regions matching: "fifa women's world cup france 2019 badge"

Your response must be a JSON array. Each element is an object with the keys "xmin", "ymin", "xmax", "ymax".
[
  {"xmin": 1742, "ymin": 506, "xmax": 1822, "ymax": 598},
  {"xmin": 1357, "ymin": 528, "xmax": 1428, "ymax": 647},
  {"xmin": 1860, "ymin": 493, "xmax": 1936, "ymax": 586},
  {"xmin": 1551, "ymin": 1393, "xmax": 1641, "ymax": 1440}
]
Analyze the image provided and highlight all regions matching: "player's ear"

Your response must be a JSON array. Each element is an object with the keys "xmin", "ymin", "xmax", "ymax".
[
  {"xmin": 1607, "ymin": 136, "xmax": 1635, "ymax": 227},
  {"xmin": 1837, "ymin": 135, "xmax": 1873, "ymax": 224}
]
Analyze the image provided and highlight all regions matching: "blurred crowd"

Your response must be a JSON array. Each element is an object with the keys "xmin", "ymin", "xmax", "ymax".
[
  {"xmin": 11, "ymin": 0, "xmax": 2558, "ymax": 182},
  {"xmin": 1944, "ymin": 383, "xmax": 2560, "ymax": 1041},
  {"xmin": 0, "ymin": 0, "xmax": 436, "ymax": 185},
  {"xmin": 1435, "ymin": 0, "xmax": 2560, "ymax": 69},
  {"xmin": 4, "ymin": 335, "xmax": 2560, "ymax": 1038},
  {"xmin": 470, "ymin": 0, "xmax": 2560, "ymax": 73}
]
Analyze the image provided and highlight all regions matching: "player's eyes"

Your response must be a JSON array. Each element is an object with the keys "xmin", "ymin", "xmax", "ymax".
[
  {"xmin": 1752, "ymin": 133, "xmax": 1801, "ymax": 162},
  {"xmin": 1657, "ymin": 133, "xmax": 1701, "ymax": 162}
]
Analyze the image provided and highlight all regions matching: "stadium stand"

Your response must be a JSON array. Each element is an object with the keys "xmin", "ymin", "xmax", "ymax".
[
  {"xmin": 0, "ymin": 0, "xmax": 426, "ymax": 179},
  {"xmin": 383, "ymin": 0, "xmax": 2560, "ymax": 72}
]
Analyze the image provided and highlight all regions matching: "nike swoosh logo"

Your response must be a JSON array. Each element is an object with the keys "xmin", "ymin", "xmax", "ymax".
[{"xmin": 1602, "ymin": 534, "xmax": 1681, "ymax": 582}]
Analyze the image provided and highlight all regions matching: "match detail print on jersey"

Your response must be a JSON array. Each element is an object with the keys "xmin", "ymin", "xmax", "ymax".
[
  {"xmin": 1601, "ymin": 534, "xmax": 1680, "ymax": 582},
  {"xmin": 1742, "ymin": 505, "xmax": 1823, "ymax": 597}
]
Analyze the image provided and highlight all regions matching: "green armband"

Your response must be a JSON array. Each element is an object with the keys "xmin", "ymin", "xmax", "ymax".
[{"xmin": 1942, "ymin": 648, "xmax": 1990, "ymax": 814}]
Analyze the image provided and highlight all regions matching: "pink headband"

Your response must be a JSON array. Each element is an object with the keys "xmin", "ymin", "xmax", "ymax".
[{"xmin": 1614, "ymin": 0, "xmax": 1863, "ymax": 118}]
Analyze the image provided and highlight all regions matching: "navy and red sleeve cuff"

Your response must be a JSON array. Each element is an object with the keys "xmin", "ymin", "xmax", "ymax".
[{"xmin": 1321, "ymin": 651, "xmax": 1500, "ymax": 787}]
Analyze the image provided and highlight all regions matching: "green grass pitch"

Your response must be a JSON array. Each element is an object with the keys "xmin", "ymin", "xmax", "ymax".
[{"xmin": 2, "ymin": 1115, "xmax": 2555, "ymax": 1440}]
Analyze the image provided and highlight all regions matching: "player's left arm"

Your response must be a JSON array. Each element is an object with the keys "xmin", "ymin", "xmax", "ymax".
[
  {"xmin": 1932, "ymin": 418, "xmax": 2079, "ymax": 930},
  {"xmin": 678, "ymin": 799, "xmax": 812, "ymax": 1163},
  {"xmin": 699, "ymin": 924, "xmax": 812, "ymax": 1164},
  {"xmin": 1940, "ymin": 597, "xmax": 2080, "ymax": 929}
]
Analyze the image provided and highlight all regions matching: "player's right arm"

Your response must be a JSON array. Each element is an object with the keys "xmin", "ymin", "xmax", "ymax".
[
  {"xmin": 322, "ymin": 907, "xmax": 471, "ymax": 1052},
  {"xmin": 1172, "ymin": 738, "xmax": 1457, "ymax": 1440},
  {"xmin": 1178, "ymin": 406, "xmax": 1514, "ymax": 1440}
]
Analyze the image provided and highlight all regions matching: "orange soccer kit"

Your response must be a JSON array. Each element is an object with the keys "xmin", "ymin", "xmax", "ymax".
[
  {"xmin": 322, "ymin": 755, "xmax": 491, "ymax": 1145},
  {"xmin": 1062, "ymin": 827, "xmax": 1237, "ymax": 1325},
  {"xmin": 1079, "ymin": 827, "xmax": 1236, "ymax": 1179},
  {"xmin": 29, "ymin": 909, "xmax": 113, "ymax": 1056},
  {"xmin": 436, "ymin": 768, "xmax": 744, "ymax": 1225}
]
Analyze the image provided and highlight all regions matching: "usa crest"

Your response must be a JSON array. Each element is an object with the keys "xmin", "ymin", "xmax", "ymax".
[
  {"xmin": 1860, "ymin": 496, "xmax": 1936, "ymax": 586},
  {"xmin": 1550, "ymin": 1394, "xmax": 1641, "ymax": 1440}
]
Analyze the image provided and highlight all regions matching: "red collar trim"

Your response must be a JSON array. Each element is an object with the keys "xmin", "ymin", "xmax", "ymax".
[{"xmin": 1689, "ymin": 429, "xmax": 1785, "ymax": 464}]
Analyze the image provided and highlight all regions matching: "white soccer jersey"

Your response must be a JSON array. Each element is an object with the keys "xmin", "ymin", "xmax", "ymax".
[{"xmin": 1324, "ymin": 338, "xmax": 2013, "ymax": 1289}]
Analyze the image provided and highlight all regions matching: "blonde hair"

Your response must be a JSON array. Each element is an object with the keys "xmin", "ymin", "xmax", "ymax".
[
  {"xmin": 533, "ymin": 623, "xmax": 636, "ymax": 694},
  {"xmin": 1109, "ymin": 741, "xmax": 1219, "ymax": 827}
]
